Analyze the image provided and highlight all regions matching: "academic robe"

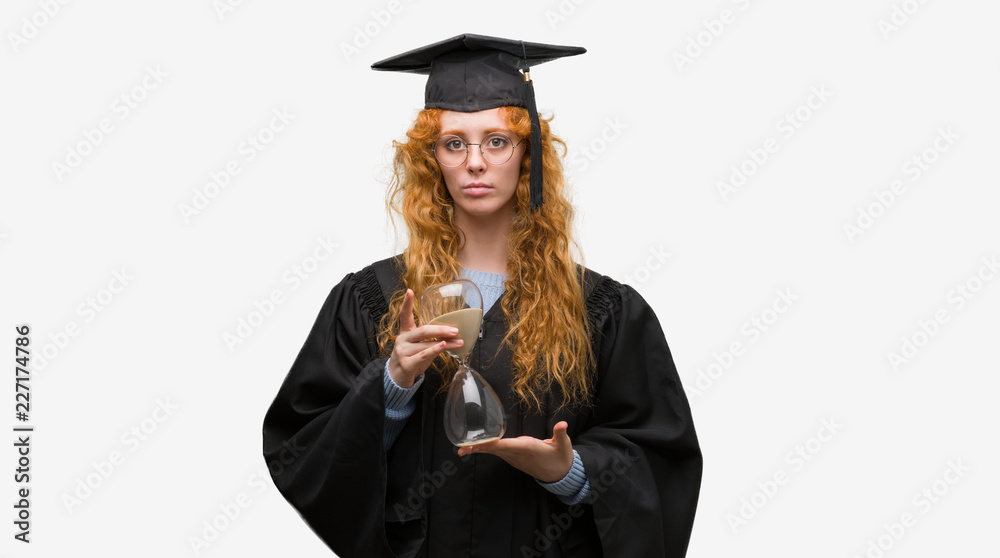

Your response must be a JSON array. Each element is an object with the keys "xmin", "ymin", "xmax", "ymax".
[{"xmin": 262, "ymin": 255, "xmax": 702, "ymax": 557}]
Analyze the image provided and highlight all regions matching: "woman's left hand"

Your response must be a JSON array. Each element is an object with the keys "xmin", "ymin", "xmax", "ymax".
[{"xmin": 457, "ymin": 421, "xmax": 575, "ymax": 483}]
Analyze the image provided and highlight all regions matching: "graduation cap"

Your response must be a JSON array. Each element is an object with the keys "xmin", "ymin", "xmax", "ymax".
[{"xmin": 371, "ymin": 33, "xmax": 586, "ymax": 211}]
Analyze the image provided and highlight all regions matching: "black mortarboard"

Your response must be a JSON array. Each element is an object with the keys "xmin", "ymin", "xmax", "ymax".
[{"xmin": 371, "ymin": 33, "xmax": 586, "ymax": 211}]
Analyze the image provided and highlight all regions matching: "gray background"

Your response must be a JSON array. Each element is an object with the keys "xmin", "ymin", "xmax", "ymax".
[{"xmin": 2, "ymin": 0, "xmax": 998, "ymax": 556}]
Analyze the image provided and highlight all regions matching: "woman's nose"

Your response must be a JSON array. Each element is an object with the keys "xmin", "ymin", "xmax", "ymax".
[{"xmin": 465, "ymin": 146, "xmax": 487, "ymax": 172}]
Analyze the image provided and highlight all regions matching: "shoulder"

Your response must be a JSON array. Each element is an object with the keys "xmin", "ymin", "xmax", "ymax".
[
  {"xmin": 576, "ymin": 264, "xmax": 624, "ymax": 324},
  {"xmin": 310, "ymin": 255, "xmax": 404, "ymax": 324},
  {"xmin": 333, "ymin": 254, "xmax": 406, "ymax": 289},
  {"xmin": 576, "ymin": 264, "xmax": 656, "ymax": 328},
  {"xmin": 347, "ymin": 254, "xmax": 403, "ymax": 280},
  {"xmin": 576, "ymin": 264, "xmax": 633, "ymax": 307},
  {"xmin": 340, "ymin": 254, "xmax": 406, "ymax": 322}
]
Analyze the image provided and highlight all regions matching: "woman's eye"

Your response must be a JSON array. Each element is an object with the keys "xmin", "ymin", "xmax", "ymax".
[
  {"xmin": 444, "ymin": 139, "xmax": 465, "ymax": 151},
  {"xmin": 486, "ymin": 136, "xmax": 509, "ymax": 148}
]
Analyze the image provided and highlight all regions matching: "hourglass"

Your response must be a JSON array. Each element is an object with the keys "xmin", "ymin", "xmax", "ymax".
[{"xmin": 421, "ymin": 280, "xmax": 506, "ymax": 446}]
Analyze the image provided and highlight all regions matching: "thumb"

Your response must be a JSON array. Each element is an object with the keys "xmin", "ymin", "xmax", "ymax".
[{"xmin": 551, "ymin": 421, "xmax": 571, "ymax": 446}]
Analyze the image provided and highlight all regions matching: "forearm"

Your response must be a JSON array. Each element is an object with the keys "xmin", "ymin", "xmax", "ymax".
[{"xmin": 382, "ymin": 359, "xmax": 424, "ymax": 450}]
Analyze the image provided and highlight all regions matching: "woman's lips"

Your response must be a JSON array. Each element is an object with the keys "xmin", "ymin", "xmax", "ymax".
[{"xmin": 463, "ymin": 184, "xmax": 492, "ymax": 196}]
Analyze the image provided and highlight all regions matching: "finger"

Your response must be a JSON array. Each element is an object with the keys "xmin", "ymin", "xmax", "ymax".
[
  {"xmin": 549, "ymin": 421, "xmax": 571, "ymax": 446},
  {"xmin": 461, "ymin": 436, "xmax": 541, "ymax": 456},
  {"xmin": 398, "ymin": 325, "xmax": 459, "ymax": 349},
  {"xmin": 408, "ymin": 324, "xmax": 460, "ymax": 343},
  {"xmin": 392, "ymin": 338, "xmax": 456, "ymax": 386},
  {"xmin": 399, "ymin": 337, "xmax": 463, "ymax": 358},
  {"xmin": 400, "ymin": 289, "xmax": 416, "ymax": 332},
  {"xmin": 457, "ymin": 439, "xmax": 503, "ymax": 456},
  {"xmin": 412, "ymin": 340, "xmax": 449, "ymax": 365}
]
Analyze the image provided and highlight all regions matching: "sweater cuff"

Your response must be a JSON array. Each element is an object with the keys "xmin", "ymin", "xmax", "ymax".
[
  {"xmin": 536, "ymin": 450, "xmax": 592, "ymax": 505},
  {"xmin": 383, "ymin": 360, "xmax": 424, "ymax": 411}
]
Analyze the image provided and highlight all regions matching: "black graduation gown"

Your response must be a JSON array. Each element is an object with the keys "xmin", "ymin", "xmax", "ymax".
[{"xmin": 262, "ymin": 255, "xmax": 702, "ymax": 557}]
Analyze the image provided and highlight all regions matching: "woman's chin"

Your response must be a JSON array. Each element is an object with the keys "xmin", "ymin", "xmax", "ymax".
[{"xmin": 456, "ymin": 201, "xmax": 504, "ymax": 219}]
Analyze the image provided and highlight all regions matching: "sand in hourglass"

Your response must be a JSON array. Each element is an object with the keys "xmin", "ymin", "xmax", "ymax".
[{"xmin": 429, "ymin": 308, "xmax": 482, "ymax": 359}]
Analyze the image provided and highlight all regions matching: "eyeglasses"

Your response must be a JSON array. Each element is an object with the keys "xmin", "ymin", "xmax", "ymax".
[{"xmin": 433, "ymin": 133, "xmax": 525, "ymax": 168}]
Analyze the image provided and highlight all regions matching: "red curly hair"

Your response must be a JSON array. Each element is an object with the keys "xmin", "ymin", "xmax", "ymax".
[{"xmin": 377, "ymin": 107, "xmax": 594, "ymax": 412}]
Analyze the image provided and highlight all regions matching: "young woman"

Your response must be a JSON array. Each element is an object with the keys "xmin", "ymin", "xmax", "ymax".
[{"xmin": 262, "ymin": 34, "xmax": 702, "ymax": 558}]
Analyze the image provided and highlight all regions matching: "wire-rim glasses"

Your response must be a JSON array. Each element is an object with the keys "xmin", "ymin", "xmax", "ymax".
[{"xmin": 433, "ymin": 133, "xmax": 525, "ymax": 168}]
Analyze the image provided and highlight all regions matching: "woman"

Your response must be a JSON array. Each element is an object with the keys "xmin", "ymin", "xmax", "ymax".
[{"xmin": 262, "ymin": 34, "xmax": 702, "ymax": 557}]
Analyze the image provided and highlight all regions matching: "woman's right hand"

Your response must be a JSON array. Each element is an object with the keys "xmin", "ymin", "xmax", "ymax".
[{"xmin": 388, "ymin": 289, "xmax": 463, "ymax": 388}]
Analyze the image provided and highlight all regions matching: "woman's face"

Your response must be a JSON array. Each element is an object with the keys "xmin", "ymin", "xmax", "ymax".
[{"xmin": 436, "ymin": 108, "xmax": 525, "ymax": 223}]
